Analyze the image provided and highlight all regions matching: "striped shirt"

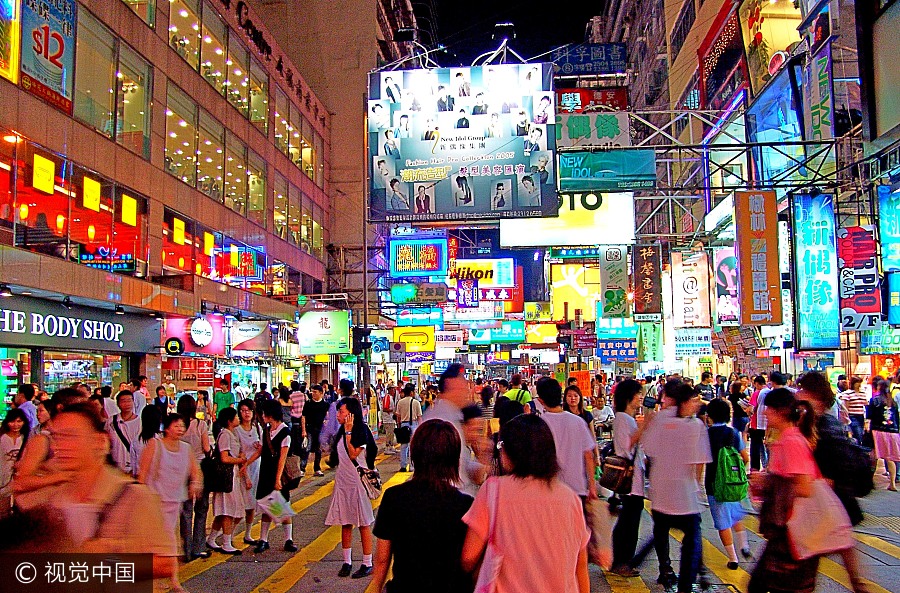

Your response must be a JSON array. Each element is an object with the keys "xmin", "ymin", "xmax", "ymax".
[
  {"xmin": 289, "ymin": 390, "xmax": 306, "ymax": 419},
  {"xmin": 839, "ymin": 390, "xmax": 869, "ymax": 416}
]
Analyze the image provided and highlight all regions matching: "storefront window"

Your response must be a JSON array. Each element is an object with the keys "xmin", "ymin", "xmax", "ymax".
[
  {"xmin": 162, "ymin": 208, "xmax": 194, "ymax": 275},
  {"xmin": 247, "ymin": 150, "xmax": 266, "ymax": 227},
  {"xmin": 224, "ymin": 134, "xmax": 247, "ymax": 215},
  {"xmin": 122, "ymin": 0, "xmax": 155, "ymax": 26},
  {"xmin": 70, "ymin": 167, "xmax": 114, "ymax": 269},
  {"xmin": 15, "ymin": 149, "xmax": 71, "ymax": 260},
  {"xmin": 274, "ymin": 87, "xmax": 290, "ymax": 155},
  {"xmin": 200, "ymin": 5, "xmax": 227, "ymax": 95},
  {"xmin": 225, "ymin": 34, "xmax": 250, "ymax": 116},
  {"xmin": 300, "ymin": 195, "xmax": 311, "ymax": 253},
  {"xmin": 0, "ymin": 135, "xmax": 15, "ymax": 229},
  {"xmin": 165, "ymin": 85, "xmax": 197, "ymax": 185},
  {"xmin": 314, "ymin": 133, "xmax": 324, "ymax": 187},
  {"xmin": 44, "ymin": 352, "xmax": 127, "ymax": 394},
  {"xmin": 249, "ymin": 57, "xmax": 268, "ymax": 135},
  {"xmin": 195, "ymin": 223, "xmax": 217, "ymax": 278},
  {"xmin": 74, "ymin": 10, "xmax": 117, "ymax": 136},
  {"xmin": 115, "ymin": 190, "xmax": 149, "ymax": 277},
  {"xmin": 312, "ymin": 204, "xmax": 324, "ymax": 260},
  {"xmin": 274, "ymin": 174, "xmax": 288, "ymax": 241},
  {"xmin": 197, "ymin": 111, "xmax": 224, "ymax": 200},
  {"xmin": 116, "ymin": 45, "xmax": 152, "ymax": 158},
  {"xmin": 288, "ymin": 183, "xmax": 302, "ymax": 246},
  {"xmin": 288, "ymin": 103, "xmax": 302, "ymax": 167},
  {"xmin": 168, "ymin": 0, "xmax": 201, "ymax": 69},
  {"xmin": 300, "ymin": 117, "xmax": 315, "ymax": 180}
]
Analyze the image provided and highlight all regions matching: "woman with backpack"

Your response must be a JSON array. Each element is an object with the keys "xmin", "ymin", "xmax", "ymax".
[{"xmin": 704, "ymin": 399, "xmax": 751, "ymax": 570}]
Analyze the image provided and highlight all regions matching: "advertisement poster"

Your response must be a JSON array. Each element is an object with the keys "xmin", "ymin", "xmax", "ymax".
[
  {"xmin": 296, "ymin": 311, "xmax": 350, "ymax": 355},
  {"xmin": 597, "ymin": 317, "xmax": 638, "ymax": 340},
  {"xmin": 596, "ymin": 339, "xmax": 638, "ymax": 363},
  {"xmin": 633, "ymin": 244, "xmax": 662, "ymax": 321},
  {"xmin": 368, "ymin": 64, "xmax": 557, "ymax": 223},
  {"xmin": 231, "ymin": 321, "xmax": 272, "ymax": 353},
  {"xmin": 396, "ymin": 307, "xmax": 443, "ymax": 328},
  {"xmin": 877, "ymin": 185, "xmax": 900, "ymax": 271},
  {"xmin": 674, "ymin": 328, "xmax": 714, "ymax": 358},
  {"xmin": 837, "ymin": 226, "xmax": 881, "ymax": 331},
  {"xmin": 714, "ymin": 247, "xmax": 740, "ymax": 326},
  {"xmin": 20, "ymin": 0, "xmax": 76, "ymax": 114},
  {"xmin": 558, "ymin": 149, "xmax": 656, "ymax": 191},
  {"xmin": 599, "ymin": 245, "xmax": 629, "ymax": 318},
  {"xmin": 557, "ymin": 113, "xmax": 631, "ymax": 148},
  {"xmin": 388, "ymin": 236, "xmax": 448, "ymax": 277},
  {"xmin": 551, "ymin": 263, "xmax": 602, "ymax": 322},
  {"xmin": 802, "ymin": 40, "xmax": 836, "ymax": 177},
  {"xmin": 792, "ymin": 193, "xmax": 840, "ymax": 350},
  {"xmin": 888, "ymin": 273, "xmax": 900, "ymax": 326},
  {"xmin": 735, "ymin": 190, "xmax": 782, "ymax": 325},
  {"xmin": 671, "ymin": 250, "xmax": 712, "ymax": 328},
  {"xmin": 525, "ymin": 322, "xmax": 558, "ymax": 344},
  {"xmin": 636, "ymin": 322, "xmax": 663, "ymax": 361},
  {"xmin": 859, "ymin": 326, "xmax": 900, "ymax": 355},
  {"xmin": 556, "ymin": 87, "xmax": 628, "ymax": 112},
  {"xmin": 468, "ymin": 320, "xmax": 526, "ymax": 345},
  {"xmin": 0, "ymin": 0, "xmax": 20, "ymax": 83}
]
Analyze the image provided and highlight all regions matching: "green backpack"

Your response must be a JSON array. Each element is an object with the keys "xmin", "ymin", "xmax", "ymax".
[{"xmin": 713, "ymin": 444, "xmax": 748, "ymax": 503}]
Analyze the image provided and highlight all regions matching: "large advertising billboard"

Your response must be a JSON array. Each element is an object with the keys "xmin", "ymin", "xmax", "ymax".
[
  {"xmin": 20, "ymin": 0, "xmax": 76, "ymax": 114},
  {"xmin": 558, "ymin": 150, "xmax": 656, "ymax": 192},
  {"xmin": 671, "ymin": 251, "xmax": 712, "ymax": 328},
  {"xmin": 837, "ymin": 226, "xmax": 881, "ymax": 332},
  {"xmin": 296, "ymin": 311, "xmax": 351, "ymax": 355},
  {"xmin": 0, "ymin": 0, "xmax": 20, "ymax": 83},
  {"xmin": 368, "ymin": 64, "xmax": 557, "ymax": 223},
  {"xmin": 551, "ymin": 263, "xmax": 602, "ymax": 322},
  {"xmin": 500, "ymin": 192, "xmax": 635, "ymax": 246}
]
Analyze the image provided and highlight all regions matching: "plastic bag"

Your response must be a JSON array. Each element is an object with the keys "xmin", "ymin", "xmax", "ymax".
[
  {"xmin": 585, "ymin": 498, "xmax": 613, "ymax": 569},
  {"xmin": 319, "ymin": 401, "xmax": 340, "ymax": 455},
  {"xmin": 256, "ymin": 491, "xmax": 296, "ymax": 523}
]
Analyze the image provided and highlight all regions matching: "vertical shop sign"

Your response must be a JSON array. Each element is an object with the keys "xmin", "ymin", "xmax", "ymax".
[
  {"xmin": 888, "ymin": 273, "xmax": 900, "ymax": 326},
  {"xmin": 802, "ymin": 41, "xmax": 835, "ymax": 176},
  {"xmin": 877, "ymin": 185, "xmax": 900, "ymax": 271},
  {"xmin": 20, "ymin": 0, "xmax": 76, "ymax": 114},
  {"xmin": 713, "ymin": 247, "xmax": 740, "ymax": 325},
  {"xmin": 599, "ymin": 245, "xmax": 628, "ymax": 318},
  {"xmin": 456, "ymin": 279, "xmax": 479, "ymax": 309},
  {"xmin": 671, "ymin": 250, "xmax": 712, "ymax": 328},
  {"xmin": 735, "ymin": 190, "xmax": 782, "ymax": 325},
  {"xmin": 633, "ymin": 244, "xmax": 662, "ymax": 321},
  {"xmin": 792, "ymin": 193, "xmax": 840, "ymax": 350},
  {"xmin": 836, "ymin": 226, "xmax": 881, "ymax": 331},
  {"xmin": 0, "ymin": 0, "xmax": 21, "ymax": 83},
  {"xmin": 636, "ymin": 322, "xmax": 663, "ymax": 361}
]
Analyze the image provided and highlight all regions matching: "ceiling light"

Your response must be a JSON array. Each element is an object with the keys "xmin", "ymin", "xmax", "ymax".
[
  {"xmin": 115, "ymin": 305, "xmax": 125, "ymax": 315},
  {"xmin": 0, "ymin": 284, "xmax": 11, "ymax": 297}
]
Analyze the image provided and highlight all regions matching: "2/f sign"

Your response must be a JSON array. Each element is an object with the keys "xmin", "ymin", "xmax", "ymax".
[{"xmin": 32, "ymin": 24, "xmax": 65, "ymax": 69}]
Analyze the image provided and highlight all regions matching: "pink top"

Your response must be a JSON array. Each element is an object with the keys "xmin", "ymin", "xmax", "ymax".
[
  {"xmin": 463, "ymin": 476, "xmax": 589, "ymax": 593},
  {"xmin": 767, "ymin": 427, "xmax": 821, "ymax": 478},
  {"xmin": 748, "ymin": 389, "xmax": 760, "ymax": 430}
]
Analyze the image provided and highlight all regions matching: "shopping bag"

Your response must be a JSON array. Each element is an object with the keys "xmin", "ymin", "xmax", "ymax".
[
  {"xmin": 256, "ymin": 491, "xmax": 296, "ymax": 523},
  {"xmin": 585, "ymin": 498, "xmax": 613, "ymax": 569},
  {"xmin": 787, "ymin": 479, "xmax": 854, "ymax": 560}
]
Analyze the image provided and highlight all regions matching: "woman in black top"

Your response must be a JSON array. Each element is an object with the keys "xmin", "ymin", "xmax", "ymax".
[
  {"xmin": 728, "ymin": 382, "xmax": 750, "ymax": 434},
  {"xmin": 254, "ymin": 399, "xmax": 298, "ymax": 553},
  {"xmin": 869, "ymin": 380, "xmax": 899, "ymax": 491},
  {"xmin": 371, "ymin": 419, "xmax": 474, "ymax": 593},
  {"xmin": 564, "ymin": 385, "xmax": 593, "ymax": 425}
]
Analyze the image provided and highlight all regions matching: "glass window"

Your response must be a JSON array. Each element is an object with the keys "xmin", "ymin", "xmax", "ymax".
[
  {"xmin": 247, "ymin": 150, "xmax": 266, "ymax": 227},
  {"xmin": 300, "ymin": 116, "xmax": 315, "ymax": 180},
  {"xmin": 314, "ymin": 133, "xmax": 324, "ymax": 186},
  {"xmin": 224, "ymin": 34, "xmax": 249, "ymax": 116},
  {"xmin": 14, "ymin": 148, "xmax": 71, "ymax": 260},
  {"xmin": 300, "ymin": 195, "xmax": 311, "ymax": 253},
  {"xmin": 249, "ymin": 57, "xmax": 268, "ymax": 134},
  {"xmin": 197, "ymin": 111, "xmax": 224, "ymax": 200},
  {"xmin": 195, "ymin": 223, "xmax": 217, "ymax": 278},
  {"xmin": 268, "ymin": 259, "xmax": 286, "ymax": 296},
  {"xmin": 70, "ymin": 167, "xmax": 114, "ymax": 269},
  {"xmin": 200, "ymin": 6, "xmax": 227, "ymax": 95},
  {"xmin": 217, "ymin": 236, "xmax": 263, "ymax": 290},
  {"xmin": 223, "ymin": 134, "xmax": 247, "ymax": 215},
  {"xmin": 312, "ymin": 204, "xmax": 323, "ymax": 260},
  {"xmin": 167, "ymin": 0, "xmax": 201, "ymax": 69},
  {"xmin": 116, "ymin": 44, "xmax": 152, "ymax": 158},
  {"xmin": 273, "ymin": 87, "xmax": 290, "ymax": 155},
  {"xmin": 273, "ymin": 174, "xmax": 288, "ymax": 241},
  {"xmin": 0, "ymin": 135, "xmax": 15, "ymax": 230},
  {"xmin": 122, "ymin": 0, "xmax": 155, "ymax": 26},
  {"xmin": 287, "ymin": 183, "xmax": 302, "ymax": 245},
  {"xmin": 74, "ymin": 10, "xmax": 117, "ymax": 136},
  {"xmin": 162, "ymin": 208, "xmax": 194, "ymax": 275},
  {"xmin": 115, "ymin": 189, "xmax": 149, "ymax": 277},
  {"xmin": 288, "ymin": 103, "xmax": 302, "ymax": 167},
  {"xmin": 165, "ymin": 85, "xmax": 198, "ymax": 186}
]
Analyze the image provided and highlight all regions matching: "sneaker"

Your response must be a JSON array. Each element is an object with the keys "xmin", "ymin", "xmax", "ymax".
[
  {"xmin": 284, "ymin": 539, "xmax": 298, "ymax": 552},
  {"xmin": 254, "ymin": 541, "xmax": 270, "ymax": 553},
  {"xmin": 351, "ymin": 565, "xmax": 373, "ymax": 579},
  {"xmin": 314, "ymin": 471, "xmax": 325, "ymax": 477},
  {"xmin": 610, "ymin": 566, "xmax": 640, "ymax": 578},
  {"xmin": 726, "ymin": 561, "xmax": 739, "ymax": 570},
  {"xmin": 337, "ymin": 563, "xmax": 352, "ymax": 577}
]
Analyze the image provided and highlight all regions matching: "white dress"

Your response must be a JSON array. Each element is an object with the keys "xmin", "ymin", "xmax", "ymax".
[
  {"xmin": 145, "ymin": 437, "xmax": 193, "ymax": 534},
  {"xmin": 212, "ymin": 429, "xmax": 244, "ymax": 518},
  {"xmin": 234, "ymin": 423, "xmax": 262, "ymax": 511},
  {"xmin": 0, "ymin": 434, "xmax": 23, "ymax": 495},
  {"xmin": 324, "ymin": 436, "xmax": 375, "ymax": 527}
]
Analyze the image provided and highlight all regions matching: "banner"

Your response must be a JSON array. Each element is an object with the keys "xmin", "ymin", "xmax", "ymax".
[
  {"xmin": 596, "ymin": 339, "xmax": 638, "ymax": 363},
  {"xmin": 801, "ymin": 40, "xmax": 836, "ymax": 177},
  {"xmin": 599, "ymin": 245, "xmax": 629, "ymax": 318},
  {"xmin": 735, "ymin": 190, "xmax": 782, "ymax": 325},
  {"xmin": 557, "ymin": 113, "xmax": 631, "ymax": 148},
  {"xmin": 636, "ymin": 322, "xmax": 663, "ymax": 361},
  {"xmin": 837, "ymin": 226, "xmax": 882, "ymax": 331},
  {"xmin": 888, "ymin": 273, "xmax": 900, "ymax": 326},
  {"xmin": 396, "ymin": 307, "xmax": 443, "ymax": 328},
  {"xmin": 558, "ymin": 150, "xmax": 656, "ymax": 191},
  {"xmin": 877, "ymin": 185, "xmax": 900, "ymax": 271},
  {"xmin": 296, "ymin": 311, "xmax": 350, "ymax": 355},
  {"xmin": 368, "ymin": 64, "xmax": 557, "ymax": 223},
  {"xmin": 674, "ymin": 328, "xmax": 713, "ymax": 357},
  {"xmin": 468, "ymin": 321, "xmax": 526, "ymax": 345},
  {"xmin": 20, "ymin": 0, "xmax": 76, "ymax": 114},
  {"xmin": 633, "ymin": 244, "xmax": 662, "ymax": 321},
  {"xmin": 671, "ymin": 250, "xmax": 711, "ymax": 328},
  {"xmin": 713, "ymin": 247, "xmax": 740, "ymax": 326},
  {"xmin": 859, "ymin": 326, "xmax": 900, "ymax": 355},
  {"xmin": 792, "ymin": 193, "xmax": 840, "ymax": 350},
  {"xmin": 500, "ymin": 192, "xmax": 635, "ymax": 247}
]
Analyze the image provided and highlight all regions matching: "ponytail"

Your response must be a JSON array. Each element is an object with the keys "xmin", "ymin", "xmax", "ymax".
[{"xmin": 790, "ymin": 400, "xmax": 818, "ymax": 447}]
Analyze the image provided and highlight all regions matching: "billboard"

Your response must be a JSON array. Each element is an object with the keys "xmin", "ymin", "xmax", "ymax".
[
  {"xmin": 792, "ymin": 193, "xmax": 840, "ymax": 350},
  {"xmin": 500, "ymin": 192, "xmax": 635, "ymax": 246},
  {"xmin": 558, "ymin": 150, "xmax": 656, "ymax": 191},
  {"xmin": 388, "ymin": 237, "xmax": 449, "ymax": 278},
  {"xmin": 860, "ymin": 326, "xmax": 900, "ymax": 355},
  {"xmin": 393, "ymin": 326, "xmax": 436, "ymax": 353},
  {"xmin": 396, "ymin": 307, "xmax": 443, "ymax": 327},
  {"xmin": 714, "ymin": 247, "xmax": 740, "ymax": 326},
  {"xmin": 551, "ymin": 43, "xmax": 627, "ymax": 76},
  {"xmin": 296, "ymin": 311, "xmax": 351, "ymax": 355},
  {"xmin": 836, "ymin": 226, "xmax": 881, "ymax": 331},
  {"xmin": 448, "ymin": 258, "xmax": 515, "ymax": 288},
  {"xmin": 671, "ymin": 251, "xmax": 712, "ymax": 328},
  {"xmin": 878, "ymin": 184, "xmax": 900, "ymax": 271},
  {"xmin": 557, "ymin": 87, "xmax": 628, "ymax": 112},
  {"xmin": 674, "ymin": 328, "xmax": 713, "ymax": 357},
  {"xmin": 369, "ymin": 329, "xmax": 393, "ymax": 363},
  {"xmin": 597, "ymin": 317, "xmax": 638, "ymax": 340},
  {"xmin": 551, "ymin": 263, "xmax": 602, "ymax": 322},
  {"xmin": 557, "ymin": 113, "xmax": 631, "ymax": 148},
  {"xmin": 597, "ymin": 339, "xmax": 638, "ymax": 363},
  {"xmin": 599, "ymin": 245, "xmax": 629, "ymax": 318},
  {"xmin": 368, "ymin": 64, "xmax": 557, "ymax": 223},
  {"xmin": 231, "ymin": 321, "xmax": 272, "ymax": 353},
  {"xmin": 20, "ymin": 0, "xmax": 76, "ymax": 114},
  {"xmin": 468, "ymin": 321, "xmax": 526, "ymax": 345},
  {"xmin": 735, "ymin": 191, "xmax": 782, "ymax": 325},
  {"xmin": 434, "ymin": 330, "xmax": 463, "ymax": 349},
  {"xmin": 633, "ymin": 244, "xmax": 662, "ymax": 321},
  {"xmin": 526, "ymin": 323, "xmax": 558, "ymax": 344},
  {"xmin": 0, "ymin": 0, "xmax": 20, "ymax": 83}
]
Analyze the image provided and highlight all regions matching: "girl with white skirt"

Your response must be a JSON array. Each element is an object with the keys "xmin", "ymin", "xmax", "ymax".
[
  {"xmin": 207, "ymin": 408, "xmax": 247, "ymax": 554},
  {"xmin": 235, "ymin": 399, "xmax": 263, "ymax": 543}
]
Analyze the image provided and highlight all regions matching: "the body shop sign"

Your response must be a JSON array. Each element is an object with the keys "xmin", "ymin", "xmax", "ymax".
[
  {"xmin": 20, "ymin": 0, "xmax": 76, "ymax": 114},
  {"xmin": 0, "ymin": 296, "xmax": 159, "ymax": 351}
]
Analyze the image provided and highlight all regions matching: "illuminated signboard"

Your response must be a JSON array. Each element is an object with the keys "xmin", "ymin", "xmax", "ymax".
[
  {"xmin": 296, "ymin": 311, "xmax": 351, "ymax": 355},
  {"xmin": 0, "ymin": 0, "xmax": 20, "ymax": 83},
  {"xmin": 368, "ymin": 64, "xmax": 558, "ymax": 223},
  {"xmin": 551, "ymin": 263, "xmax": 602, "ymax": 322},
  {"xmin": 388, "ymin": 237, "xmax": 449, "ymax": 278},
  {"xmin": 468, "ymin": 320, "xmax": 526, "ymax": 345},
  {"xmin": 501, "ymin": 192, "xmax": 635, "ymax": 247},
  {"xmin": 393, "ymin": 326, "xmax": 436, "ymax": 353},
  {"xmin": 448, "ymin": 258, "xmax": 515, "ymax": 288},
  {"xmin": 558, "ymin": 150, "xmax": 656, "ymax": 192}
]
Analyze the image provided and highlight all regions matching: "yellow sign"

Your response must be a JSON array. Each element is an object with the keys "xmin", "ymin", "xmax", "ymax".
[
  {"xmin": 0, "ymin": 2, "xmax": 20, "ymax": 84},
  {"xmin": 172, "ymin": 217, "xmax": 185, "ymax": 245},
  {"xmin": 121, "ymin": 195, "xmax": 137, "ymax": 226},
  {"xmin": 83, "ymin": 177, "xmax": 101, "ymax": 212},
  {"xmin": 399, "ymin": 166, "xmax": 452, "ymax": 183},
  {"xmin": 393, "ymin": 326, "xmax": 435, "ymax": 352},
  {"xmin": 313, "ymin": 354, "xmax": 330, "ymax": 363},
  {"xmin": 204, "ymin": 232, "xmax": 215, "ymax": 256},
  {"xmin": 524, "ymin": 301, "xmax": 551, "ymax": 321},
  {"xmin": 526, "ymin": 322, "xmax": 558, "ymax": 344},
  {"xmin": 32, "ymin": 154, "xmax": 55, "ymax": 194},
  {"xmin": 449, "ymin": 258, "xmax": 515, "ymax": 289},
  {"xmin": 551, "ymin": 263, "xmax": 602, "ymax": 321}
]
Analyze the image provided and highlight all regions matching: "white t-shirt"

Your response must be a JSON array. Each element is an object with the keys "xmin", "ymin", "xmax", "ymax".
[
  {"xmin": 755, "ymin": 387, "xmax": 772, "ymax": 430},
  {"xmin": 106, "ymin": 414, "xmax": 142, "ymax": 474},
  {"xmin": 540, "ymin": 411, "xmax": 596, "ymax": 496},
  {"xmin": 613, "ymin": 412, "xmax": 645, "ymax": 497},
  {"xmin": 642, "ymin": 412, "xmax": 712, "ymax": 515}
]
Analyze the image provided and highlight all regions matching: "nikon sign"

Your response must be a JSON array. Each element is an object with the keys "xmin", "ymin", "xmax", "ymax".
[{"xmin": 500, "ymin": 192, "xmax": 635, "ymax": 246}]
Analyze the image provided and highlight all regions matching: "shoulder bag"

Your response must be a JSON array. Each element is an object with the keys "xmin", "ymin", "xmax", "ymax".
[
  {"xmin": 787, "ymin": 479, "xmax": 853, "ymax": 560},
  {"xmin": 266, "ymin": 426, "xmax": 302, "ymax": 490},
  {"xmin": 201, "ymin": 433, "xmax": 234, "ymax": 494},
  {"xmin": 110, "ymin": 415, "xmax": 131, "ymax": 452},
  {"xmin": 474, "ymin": 478, "xmax": 504, "ymax": 593},
  {"xmin": 598, "ymin": 444, "xmax": 638, "ymax": 495},
  {"xmin": 394, "ymin": 398, "xmax": 414, "ymax": 444},
  {"xmin": 345, "ymin": 435, "xmax": 382, "ymax": 500}
]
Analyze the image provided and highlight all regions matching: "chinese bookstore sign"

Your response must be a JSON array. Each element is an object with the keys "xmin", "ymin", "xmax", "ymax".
[{"xmin": 633, "ymin": 244, "xmax": 662, "ymax": 321}]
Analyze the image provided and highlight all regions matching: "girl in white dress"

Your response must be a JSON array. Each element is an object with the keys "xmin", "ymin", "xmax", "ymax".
[
  {"xmin": 235, "ymin": 399, "xmax": 263, "ymax": 544},
  {"xmin": 0, "ymin": 409, "xmax": 29, "ymax": 517},
  {"xmin": 207, "ymin": 408, "xmax": 246, "ymax": 554}
]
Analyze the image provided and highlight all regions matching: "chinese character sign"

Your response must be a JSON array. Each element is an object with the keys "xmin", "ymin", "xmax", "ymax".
[
  {"xmin": 20, "ymin": 0, "xmax": 76, "ymax": 114},
  {"xmin": 456, "ymin": 279, "xmax": 479, "ymax": 309},
  {"xmin": 296, "ymin": 311, "xmax": 350, "ymax": 355},
  {"xmin": 633, "ymin": 244, "xmax": 662, "ymax": 320},
  {"xmin": 368, "ymin": 64, "xmax": 557, "ymax": 223},
  {"xmin": 877, "ymin": 185, "xmax": 900, "ymax": 271},
  {"xmin": 556, "ymin": 88, "xmax": 629, "ymax": 113},
  {"xmin": 552, "ymin": 43, "xmax": 627, "ymax": 76},
  {"xmin": 636, "ymin": 322, "xmax": 663, "ymax": 361},
  {"xmin": 714, "ymin": 247, "xmax": 740, "ymax": 326},
  {"xmin": 837, "ymin": 226, "xmax": 881, "ymax": 331},
  {"xmin": 599, "ymin": 246, "xmax": 629, "ymax": 318},
  {"xmin": 674, "ymin": 328, "xmax": 714, "ymax": 357},
  {"xmin": 671, "ymin": 250, "xmax": 712, "ymax": 328},
  {"xmin": 791, "ymin": 193, "xmax": 840, "ymax": 350},
  {"xmin": 596, "ymin": 339, "xmax": 638, "ymax": 363},
  {"xmin": 388, "ymin": 237, "xmax": 449, "ymax": 277},
  {"xmin": 735, "ymin": 191, "xmax": 782, "ymax": 325},
  {"xmin": 557, "ymin": 113, "xmax": 631, "ymax": 148}
]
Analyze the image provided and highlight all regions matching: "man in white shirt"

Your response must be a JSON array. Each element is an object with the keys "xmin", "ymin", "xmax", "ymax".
[
  {"xmin": 130, "ymin": 375, "xmax": 149, "ymax": 416},
  {"xmin": 106, "ymin": 391, "xmax": 142, "ymax": 475},
  {"xmin": 535, "ymin": 377, "xmax": 597, "ymax": 500}
]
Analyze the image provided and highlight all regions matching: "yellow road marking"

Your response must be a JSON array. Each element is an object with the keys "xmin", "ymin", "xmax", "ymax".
[
  {"xmin": 605, "ymin": 572, "xmax": 652, "ymax": 593},
  {"xmin": 853, "ymin": 532, "xmax": 900, "ymax": 560}
]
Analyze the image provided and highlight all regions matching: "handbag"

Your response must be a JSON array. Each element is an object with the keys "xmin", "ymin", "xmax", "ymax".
[
  {"xmin": 201, "ymin": 441, "xmax": 234, "ymax": 493},
  {"xmin": 394, "ymin": 397, "xmax": 415, "ymax": 444},
  {"xmin": 474, "ymin": 478, "xmax": 504, "ymax": 593},
  {"xmin": 266, "ymin": 426, "xmax": 303, "ymax": 490},
  {"xmin": 598, "ymin": 445, "xmax": 638, "ymax": 495},
  {"xmin": 345, "ymin": 435, "xmax": 382, "ymax": 500},
  {"xmin": 786, "ymin": 479, "xmax": 854, "ymax": 560}
]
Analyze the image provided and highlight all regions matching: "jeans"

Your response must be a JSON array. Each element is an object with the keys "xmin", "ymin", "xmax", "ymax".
[
  {"xmin": 652, "ymin": 511, "xmax": 702, "ymax": 592},
  {"xmin": 612, "ymin": 495, "xmax": 644, "ymax": 568},
  {"xmin": 180, "ymin": 491, "xmax": 210, "ymax": 559},
  {"xmin": 849, "ymin": 414, "xmax": 865, "ymax": 444},
  {"xmin": 399, "ymin": 421, "xmax": 416, "ymax": 469},
  {"xmin": 303, "ymin": 427, "xmax": 322, "ymax": 473},
  {"xmin": 749, "ymin": 428, "xmax": 768, "ymax": 470}
]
